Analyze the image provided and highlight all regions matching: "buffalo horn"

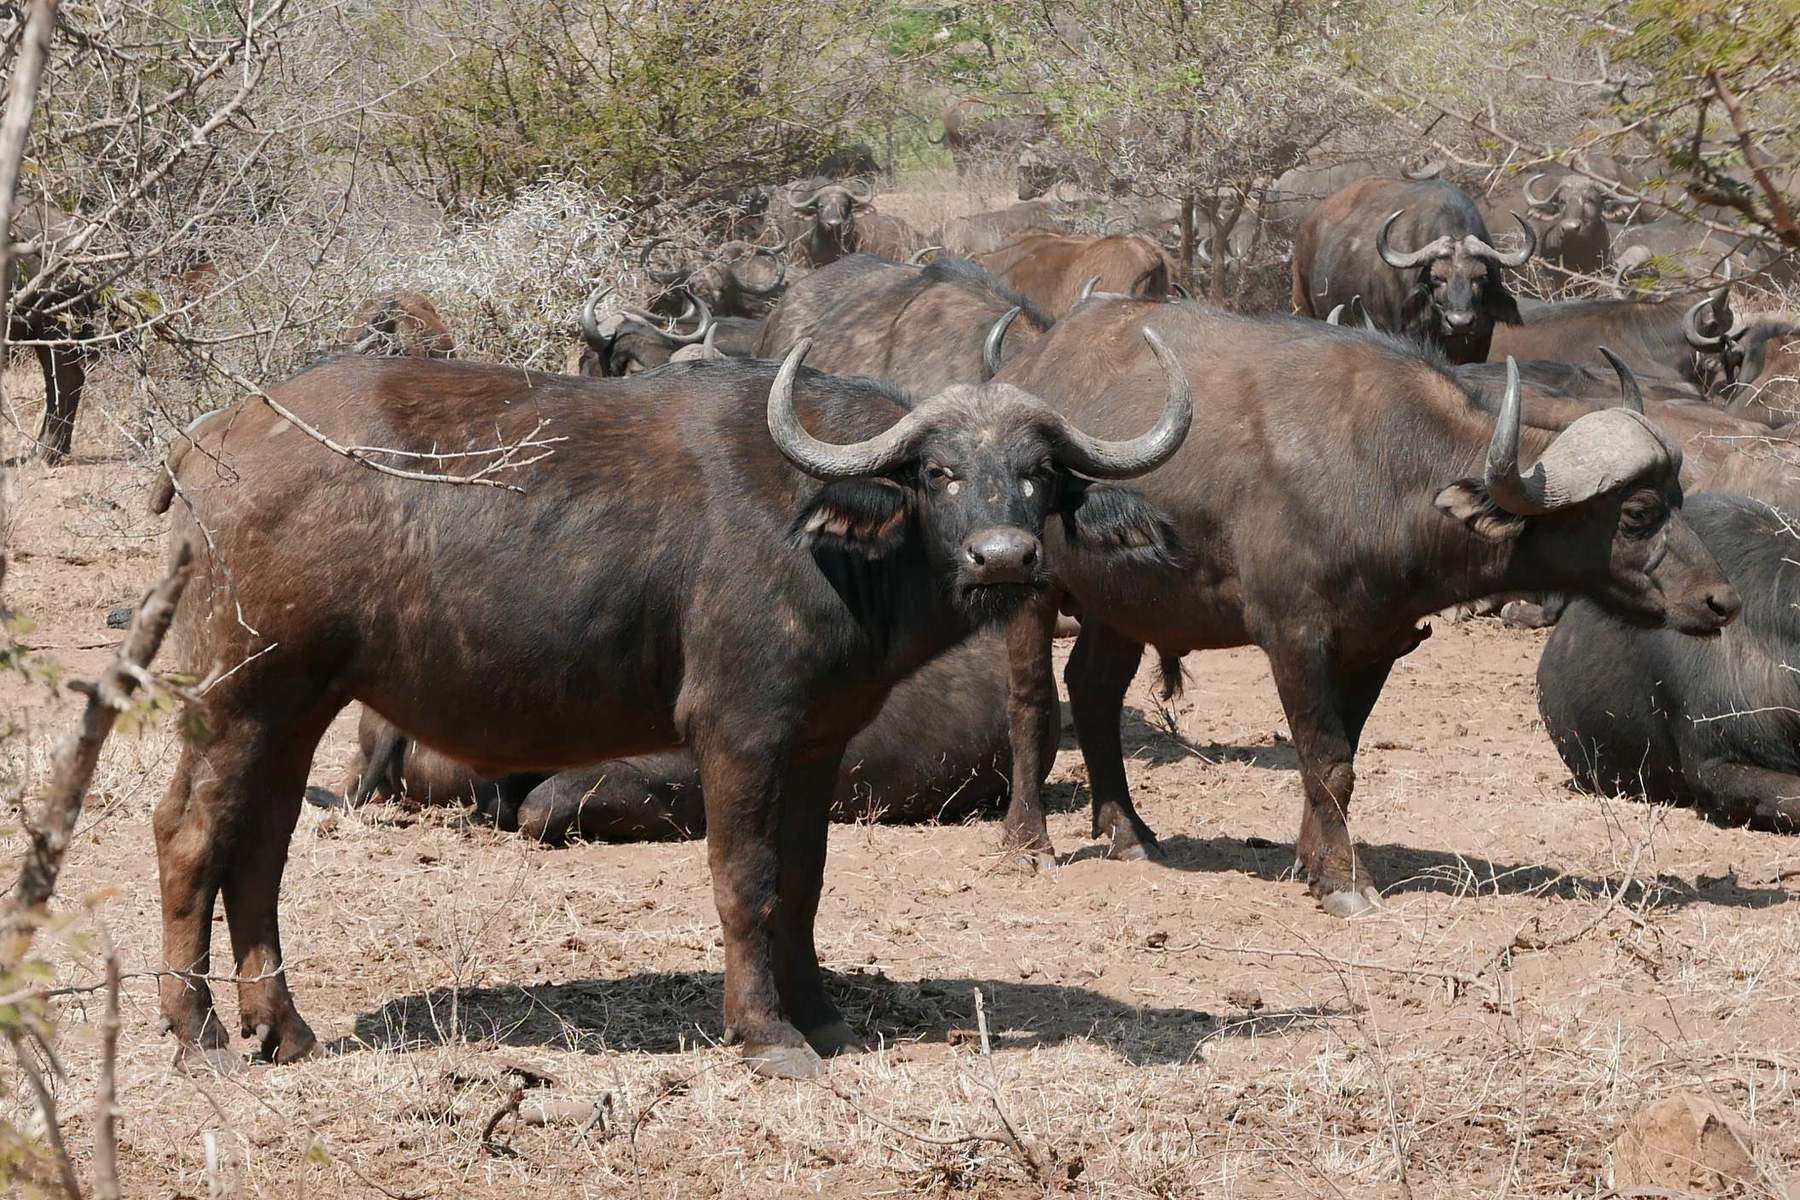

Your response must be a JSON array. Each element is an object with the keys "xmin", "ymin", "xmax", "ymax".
[
  {"xmin": 639, "ymin": 237, "xmax": 688, "ymax": 285},
  {"xmin": 767, "ymin": 340, "xmax": 934, "ymax": 478},
  {"xmin": 983, "ymin": 306, "xmax": 1021, "ymax": 380},
  {"xmin": 1078, "ymin": 275, "xmax": 1102, "ymax": 303},
  {"xmin": 844, "ymin": 176, "xmax": 875, "ymax": 204},
  {"xmin": 1403, "ymin": 160, "xmax": 1445, "ymax": 181},
  {"xmin": 787, "ymin": 183, "xmax": 824, "ymax": 211},
  {"xmin": 1484, "ymin": 355, "xmax": 1669, "ymax": 515},
  {"xmin": 1377, "ymin": 211, "xmax": 1453, "ymax": 270},
  {"xmin": 669, "ymin": 295, "xmax": 712, "ymax": 345},
  {"xmin": 1682, "ymin": 295, "xmax": 1728, "ymax": 351},
  {"xmin": 1326, "ymin": 303, "xmax": 1345, "ymax": 325},
  {"xmin": 907, "ymin": 245, "xmax": 943, "ymax": 266},
  {"xmin": 740, "ymin": 244, "xmax": 788, "ymax": 296},
  {"xmin": 1466, "ymin": 214, "xmax": 1537, "ymax": 268},
  {"xmin": 1598, "ymin": 346, "xmax": 1644, "ymax": 413},
  {"xmin": 1041, "ymin": 328, "xmax": 1192, "ymax": 479},
  {"xmin": 580, "ymin": 285, "xmax": 614, "ymax": 345},
  {"xmin": 1521, "ymin": 173, "xmax": 1555, "ymax": 210}
]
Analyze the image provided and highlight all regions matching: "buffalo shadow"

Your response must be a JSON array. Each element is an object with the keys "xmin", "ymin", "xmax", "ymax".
[{"xmin": 341, "ymin": 968, "xmax": 1352, "ymax": 1067}]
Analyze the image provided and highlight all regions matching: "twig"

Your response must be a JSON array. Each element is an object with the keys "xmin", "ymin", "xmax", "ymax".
[
  {"xmin": 1708, "ymin": 69, "xmax": 1800, "ymax": 249},
  {"xmin": 1158, "ymin": 936, "xmax": 1488, "ymax": 997},
  {"xmin": 92, "ymin": 927, "xmax": 122, "ymax": 1200},
  {"xmin": 479, "ymin": 1087, "xmax": 524, "ymax": 1157},
  {"xmin": 2, "ymin": 541, "xmax": 193, "ymax": 974},
  {"xmin": 972, "ymin": 987, "xmax": 1051, "ymax": 1184},
  {"xmin": 10, "ymin": 1031, "xmax": 83, "ymax": 1200}
]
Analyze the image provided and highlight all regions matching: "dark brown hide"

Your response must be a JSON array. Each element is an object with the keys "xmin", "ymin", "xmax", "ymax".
[
  {"xmin": 755, "ymin": 255, "xmax": 1050, "ymax": 396},
  {"xmin": 939, "ymin": 202, "xmax": 1069, "ymax": 258},
  {"xmin": 1486, "ymin": 295, "xmax": 1734, "ymax": 392}
]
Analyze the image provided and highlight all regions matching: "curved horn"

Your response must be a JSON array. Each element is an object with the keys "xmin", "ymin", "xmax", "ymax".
[
  {"xmin": 908, "ymin": 245, "xmax": 943, "ymax": 266},
  {"xmin": 766, "ymin": 340, "xmax": 933, "ymax": 478},
  {"xmin": 1078, "ymin": 275, "xmax": 1102, "ymax": 303},
  {"xmin": 639, "ymin": 238, "xmax": 687, "ymax": 285},
  {"xmin": 1708, "ymin": 262, "xmax": 1736, "ymax": 329},
  {"xmin": 787, "ymin": 183, "xmax": 824, "ymax": 210},
  {"xmin": 1467, "ymin": 214, "xmax": 1537, "ymax": 268},
  {"xmin": 844, "ymin": 176, "xmax": 875, "ymax": 204},
  {"xmin": 1377, "ymin": 210, "xmax": 1451, "ymax": 270},
  {"xmin": 1682, "ymin": 296, "xmax": 1727, "ymax": 351},
  {"xmin": 580, "ymin": 285, "xmax": 614, "ymax": 345},
  {"xmin": 1598, "ymin": 347, "xmax": 1644, "ymax": 413},
  {"xmin": 669, "ymin": 295, "xmax": 712, "ymax": 345},
  {"xmin": 1352, "ymin": 295, "xmax": 1378, "ymax": 332},
  {"xmin": 983, "ymin": 306, "xmax": 1021, "ymax": 380},
  {"xmin": 1042, "ymin": 328, "xmax": 1192, "ymax": 479},
  {"xmin": 1521, "ymin": 173, "xmax": 1555, "ymax": 209},
  {"xmin": 1484, "ymin": 356, "xmax": 1668, "ymax": 514},
  {"xmin": 701, "ymin": 321, "xmax": 721, "ymax": 360},
  {"xmin": 738, "ymin": 245, "xmax": 788, "ymax": 296},
  {"xmin": 1326, "ymin": 303, "xmax": 1345, "ymax": 325},
  {"xmin": 1403, "ymin": 159, "xmax": 1445, "ymax": 180}
]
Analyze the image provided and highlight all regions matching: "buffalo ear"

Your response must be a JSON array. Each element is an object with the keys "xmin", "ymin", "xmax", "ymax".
[
  {"xmin": 1485, "ymin": 282, "xmax": 1525, "ymax": 326},
  {"xmin": 1434, "ymin": 480, "xmax": 1527, "ymax": 541},
  {"xmin": 1059, "ymin": 480, "xmax": 1186, "ymax": 567},
  {"xmin": 790, "ymin": 478, "xmax": 911, "ymax": 559}
]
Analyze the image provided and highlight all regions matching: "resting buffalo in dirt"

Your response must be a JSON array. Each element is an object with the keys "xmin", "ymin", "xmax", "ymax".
[
  {"xmin": 574, "ymin": 288, "xmax": 718, "ymax": 376},
  {"xmin": 1716, "ymin": 317, "xmax": 1800, "ymax": 427},
  {"xmin": 975, "ymin": 233, "xmax": 1172, "ymax": 320},
  {"xmin": 339, "ymin": 290, "xmax": 455, "ymax": 358},
  {"xmin": 336, "ymin": 630, "xmax": 1058, "ymax": 840},
  {"xmin": 1487, "ymin": 281, "xmax": 1739, "ymax": 394},
  {"xmin": 1540, "ymin": 493, "xmax": 1800, "ymax": 831},
  {"xmin": 1292, "ymin": 177, "xmax": 1534, "ymax": 363},
  {"xmin": 755, "ymin": 255, "xmax": 1050, "ymax": 395},
  {"xmin": 147, "ymin": 336, "xmax": 1191, "ymax": 1079},
  {"xmin": 639, "ymin": 238, "xmax": 786, "ymax": 319},
  {"xmin": 994, "ymin": 300, "xmax": 1739, "ymax": 919}
]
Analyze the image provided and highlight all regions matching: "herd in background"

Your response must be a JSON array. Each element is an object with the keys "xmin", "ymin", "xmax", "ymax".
[{"xmin": 53, "ymin": 112, "xmax": 1800, "ymax": 1074}]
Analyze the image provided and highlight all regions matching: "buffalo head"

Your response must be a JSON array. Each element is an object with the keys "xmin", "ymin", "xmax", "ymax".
[
  {"xmin": 578, "ymin": 285, "xmax": 711, "ymax": 377},
  {"xmin": 1523, "ymin": 174, "xmax": 1630, "ymax": 269},
  {"xmin": 768, "ymin": 329, "xmax": 1192, "ymax": 623},
  {"xmin": 1378, "ymin": 209, "xmax": 1536, "ymax": 339},
  {"xmin": 1437, "ymin": 351, "xmax": 1739, "ymax": 635},
  {"xmin": 788, "ymin": 179, "xmax": 874, "ymax": 235}
]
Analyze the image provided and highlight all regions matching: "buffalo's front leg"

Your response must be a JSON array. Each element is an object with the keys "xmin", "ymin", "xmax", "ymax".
[
  {"xmin": 999, "ymin": 594, "xmax": 1059, "ymax": 861},
  {"xmin": 774, "ymin": 750, "xmax": 856, "ymax": 1055},
  {"xmin": 695, "ymin": 734, "xmax": 820, "ymax": 1078},
  {"xmin": 1265, "ymin": 639, "xmax": 1394, "ymax": 918},
  {"xmin": 1065, "ymin": 622, "xmax": 1162, "ymax": 860}
]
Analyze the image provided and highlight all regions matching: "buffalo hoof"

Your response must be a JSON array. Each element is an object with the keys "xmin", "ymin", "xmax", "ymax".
[
  {"xmin": 1105, "ymin": 833, "xmax": 1166, "ymax": 863},
  {"xmin": 1319, "ymin": 886, "xmax": 1383, "ymax": 919},
  {"xmin": 743, "ymin": 1042, "xmax": 824, "ymax": 1080},
  {"xmin": 176, "ymin": 1043, "xmax": 248, "ymax": 1076},
  {"xmin": 994, "ymin": 840, "xmax": 1056, "ymax": 873},
  {"xmin": 247, "ymin": 1018, "xmax": 319, "ymax": 1064},
  {"xmin": 803, "ymin": 1019, "xmax": 865, "ymax": 1057}
]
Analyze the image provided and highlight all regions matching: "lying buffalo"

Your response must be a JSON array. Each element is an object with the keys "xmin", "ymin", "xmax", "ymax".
[
  {"xmin": 755, "ymin": 255, "xmax": 1050, "ymax": 395},
  {"xmin": 1487, "ymin": 282, "xmax": 1738, "ymax": 392},
  {"xmin": 1539, "ymin": 493, "xmax": 1799, "ymax": 831},
  {"xmin": 639, "ymin": 238, "xmax": 786, "ymax": 319},
  {"xmin": 976, "ymin": 233, "xmax": 1172, "ymax": 320},
  {"xmin": 995, "ymin": 300, "xmax": 1739, "ymax": 918},
  {"xmin": 1717, "ymin": 316, "xmax": 1800, "ymax": 427},
  {"xmin": 337, "ymin": 629, "xmax": 1058, "ymax": 839},
  {"xmin": 1292, "ymin": 177, "xmax": 1534, "ymax": 363},
  {"xmin": 574, "ymin": 288, "xmax": 714, "ymax": 376},
  {"xmin": 147, "ymin": 336, "xmax": 1191, "ymax": 1078}
]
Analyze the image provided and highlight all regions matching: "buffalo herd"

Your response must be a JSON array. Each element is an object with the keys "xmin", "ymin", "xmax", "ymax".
[{"xmin": 119, "ymin": 136, "xmax": 1800, "ymax": 1077}]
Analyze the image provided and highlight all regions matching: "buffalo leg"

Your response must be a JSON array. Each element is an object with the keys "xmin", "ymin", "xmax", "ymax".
[
  {"xmin": 1266, "ymin": 640, "xmax": 1386, "ymax": 918},
  {"xmin": 152, "ymin": 751, "xmax": 232, "ymax": 1061},
  {"xmin": 694, "ymin": 732, "xmax": 820, "ymax": 1078},
  {"xmin": 1688, "ymin": 759, "xmax": 1800, "ymax": 833},
  {"xmin": 1065, "ymin": 622, "xmax": 1162, "ymax": 860},
  {"xmin": 999, "ymin": 595, "xmax": 1060, "ymax": 859},
  {"xmin": 33, "ymin": 344, "xmax": 83, "ymax": 464},
  {"xmin": 774, "ymin": 750, "xmax": 854, "ymax": 1054}
]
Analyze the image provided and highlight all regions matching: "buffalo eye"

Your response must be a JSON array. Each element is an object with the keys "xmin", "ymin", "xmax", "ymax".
[
  {"xmin": 1620, "ymin": 493, "xmax": 1666, "ymax": 536},
  {"xmin": 923, "ymin": 463, "xmax": 959, "ymax": 493}
]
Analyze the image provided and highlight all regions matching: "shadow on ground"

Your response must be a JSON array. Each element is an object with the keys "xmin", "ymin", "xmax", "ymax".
[{"xmin": 342, "ymin": 969, "xmax": 1351, "ymax": 1065}]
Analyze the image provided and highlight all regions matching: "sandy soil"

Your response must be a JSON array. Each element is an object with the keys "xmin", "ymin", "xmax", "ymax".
[{"xmin": 3, "ymin": 375, "xmax": 1799, "ymax": 1199}]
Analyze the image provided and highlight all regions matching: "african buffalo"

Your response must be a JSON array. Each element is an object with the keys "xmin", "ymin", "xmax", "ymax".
[
  {"xmin": 574, "ymin": 288, "xmax": 714, "ymax": 377},
  {"xmin": 772, "ymin": 179, "xmax": 924, "ymax": 269},
  {"xmin": 7, "ymin": 205, "xmax": 112, "ymax": 463},
  {"xmin": 1292, "ymin": 178, "xmax": 1534, "ymax": 363},
  {"xmin": 976, "ymin": 233, "xmax": 1172, "ymax": 321},
  {"xmin": 1518, "ymin": 172, "xmax": 1630, "ymax": 283},
  {"xmin": 935, "ymin": 100, "xmax": 1049, "ymax": 176},
  {"xmin": 1487, "ymin": 283, "xmax": 1737, "ymax": 392},
  {"xmin": 640, "ymin": 238, "xmax": 786, "ymax": 319},
  {"xmin": 994, "ymin": 300, "xmax": 1738, "ymax": 918},
  {"xmin": 755, "ymin": 255, "xmax": 1051, "ymax": 395},
  {"xmin": 1540, "ymin": 493, "xmax": 1800, "ymax": 831},
  {"xmin": 1716, "ymin": 317, "xmax": 1800, "ymax": 427},
  {"xmin": 340, "ymin": 290, "xmax": 455, "ymax": 358},
  {"xmin": 338, "ymin": 628, "xmax": 1058, "ymax": 840},
  {"xmin": 147, "ymin": 336, "xmax": 1191, "ymax": 1078}
]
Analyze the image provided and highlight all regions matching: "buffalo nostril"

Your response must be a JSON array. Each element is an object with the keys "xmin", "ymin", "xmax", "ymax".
[
  {"xmin": 966, "ymin": 547, "xmax": 986, "ymax": 566},
  {"xmin": 1708, "ymin": 586, "xmax": 1742, "ymax": 624}
]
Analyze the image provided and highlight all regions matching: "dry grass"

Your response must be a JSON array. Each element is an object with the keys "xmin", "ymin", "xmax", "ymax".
[{"xmin": 2, "ymin": 458, "xmax": 1798, "ymax": 1198}]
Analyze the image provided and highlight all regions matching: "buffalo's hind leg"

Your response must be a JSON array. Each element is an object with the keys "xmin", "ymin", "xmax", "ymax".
[
  {"xmin": 155, "ymin": 685, "xmax": 344, "ymax": 1068},
  {"xmin": 1065, "ymin": 622, "xmax": 1162, "ymax": 860},
  {"xmin": 1688, "ymin": 758, "xmax": 1800, "ymax": 833}
]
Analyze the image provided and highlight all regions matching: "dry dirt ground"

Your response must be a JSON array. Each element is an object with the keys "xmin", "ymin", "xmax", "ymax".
[{"xmin": 4, "ymin": 366, "xmax": 1800, "ymax": 1200}]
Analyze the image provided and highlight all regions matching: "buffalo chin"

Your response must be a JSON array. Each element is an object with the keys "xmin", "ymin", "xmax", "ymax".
[{"xmin": 955, "ymin": 578, "xmax": 1045, "ymax": 626}]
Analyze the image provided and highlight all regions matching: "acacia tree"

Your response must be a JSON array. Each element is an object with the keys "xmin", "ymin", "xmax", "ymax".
[{"xmin": 996, "ymin": 0, "xmax": 1380, "ymax": 299}]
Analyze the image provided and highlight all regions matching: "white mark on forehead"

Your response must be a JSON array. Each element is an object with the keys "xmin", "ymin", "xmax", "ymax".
[
  {"xmin": 1022, "ymin": 480, "xmax": 1034, "ymax": 497},
  {"xmin": 947, "ymin": 480, "xmax": 962, "ymax": 495}
]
